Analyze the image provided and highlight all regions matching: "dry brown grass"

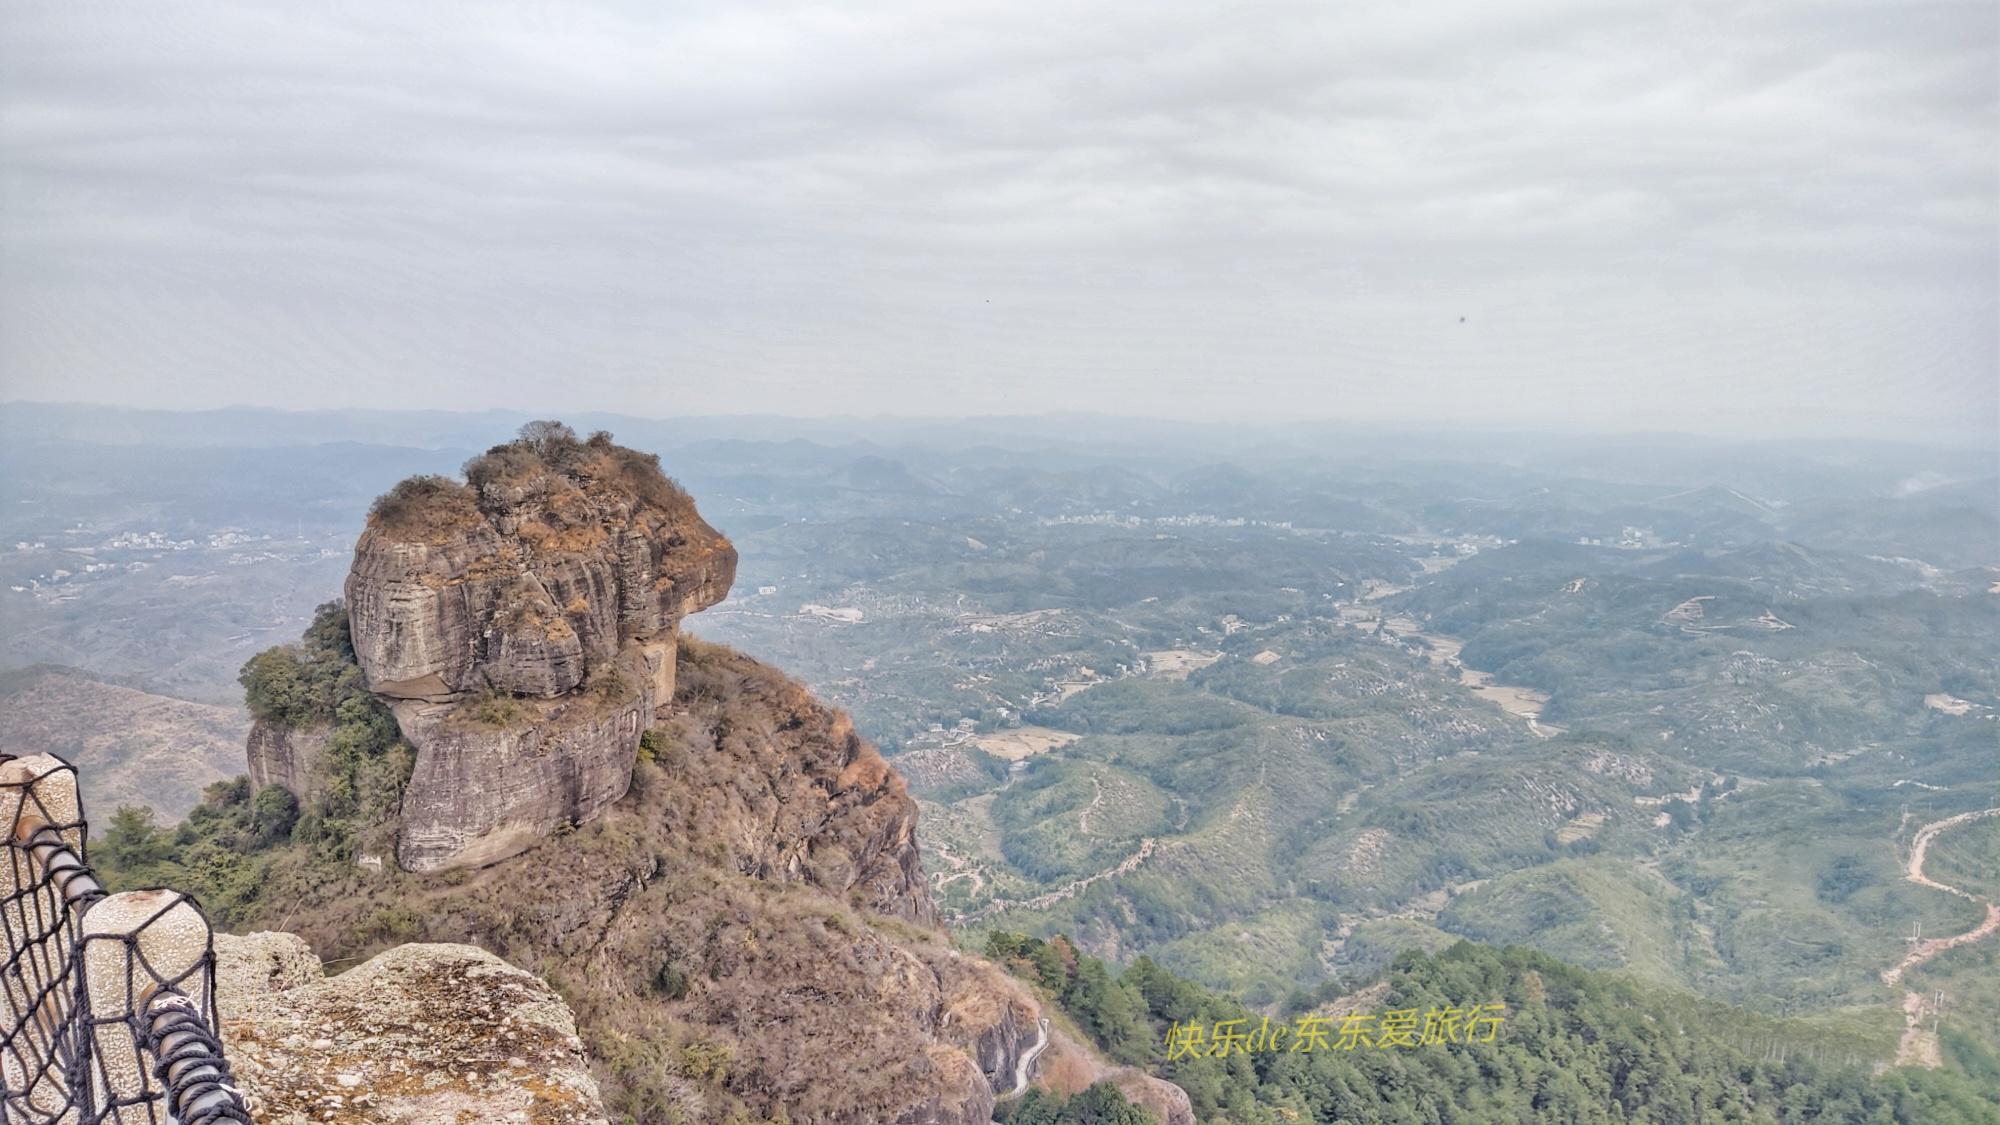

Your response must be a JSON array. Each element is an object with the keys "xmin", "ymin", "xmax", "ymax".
[{"xmin": 367, "ymin": 475, "xmax": 483, "ymax": 543}]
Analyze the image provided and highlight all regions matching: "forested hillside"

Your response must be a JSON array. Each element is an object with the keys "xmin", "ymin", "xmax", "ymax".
[{"xmin": 988, "ymin": 934, "xmax": 2000, "ymax": 1124}]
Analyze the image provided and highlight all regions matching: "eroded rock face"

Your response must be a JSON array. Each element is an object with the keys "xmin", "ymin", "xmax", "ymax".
[
  {"xmin": 218, "ymin": 937, "xmax": 607, "ymax": 1125},
  {"xmin": 261, "ymin": 642, "xmax": 1039, "ymax": 1123},
  {"xmin": 344, "ymin": 441, "xmax": 734, "ymax": 703},
  {"xmin": 254, "ymin": 430, "xmax": 1075, "ymax": 1119},
  {"xmin": 394, "ymin": 649, "xmax": 656, "ymax": 873},
  {"xmin": 658, "ymin": 639, "xmax": 940, "ymax": 925},
  {"xmin": 245, "ymin": 720, "xmax": 328, "ymax": 800},
  {"xmin": 342, "ymin": 432, "xmax": 735, "ymax": 871},
  {"xmin": 945, "ymin": 956, "xmax": 1042, "ymax": 1094}
]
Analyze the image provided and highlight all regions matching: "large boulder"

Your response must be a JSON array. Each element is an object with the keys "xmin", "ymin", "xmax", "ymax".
[
  {"xmin": 218, "ymin": 937, "xmax": 608, "ymax": 1125},
  {"xmin": 344, "ymin": 434, "xmax": 734, "ymax": 703}
]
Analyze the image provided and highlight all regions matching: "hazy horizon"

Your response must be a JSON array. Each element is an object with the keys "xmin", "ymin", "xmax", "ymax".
[
  {"xmin": 3, "ymin": 2, "xmax": 1995, "ymax": 442},
  {"xmin": 5, "ymin": 399, "xmax": 1996, "ymax": 468}
]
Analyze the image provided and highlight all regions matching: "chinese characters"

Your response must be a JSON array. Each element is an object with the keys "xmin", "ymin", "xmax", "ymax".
[{"xmin": 1164, "ymin": 1003, "xmax": 1506, "ymax": 1060}]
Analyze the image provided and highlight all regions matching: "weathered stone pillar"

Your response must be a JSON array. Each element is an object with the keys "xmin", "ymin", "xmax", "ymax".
[
  {"xmin": 79, "ymin": 891, "xmax": 210, "ymax": 1114},
  {"xmin": 0, "ymin": 753, "xmax": 87, "ymax": 1121},
  {"xmin": 1, "ymin": 755, "xmax": 239, "ymax": 1125}
]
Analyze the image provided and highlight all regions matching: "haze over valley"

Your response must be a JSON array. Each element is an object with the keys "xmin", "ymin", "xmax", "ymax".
[{"xmin": 3, "ymin": 404, "xmax": 1995, "ymax": 1114}]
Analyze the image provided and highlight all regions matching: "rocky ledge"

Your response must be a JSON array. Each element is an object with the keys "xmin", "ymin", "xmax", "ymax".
[{"xmin": 216, "ymin": 932, "xmax": 607, "ymax": 1125}]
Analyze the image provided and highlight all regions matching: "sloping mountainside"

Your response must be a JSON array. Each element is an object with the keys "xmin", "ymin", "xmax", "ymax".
[
  {"xmin": 0, "ymin": 665, "xmax": 247, "ymax": 818},
  {"xmin": 125, "ymin": 621, "xmax": 1199, "ymax": 1123},
  {"xmin": 90, "ymin": 424, "xmax": 1998, "ymax": 1123},
  {"xmin": 990, "ymin": 932, "xmax": 2000, "ymax": 1124},
  {"xmin": 245, "ymin": 637, "xmax": 1049, "ymax": 1123}
]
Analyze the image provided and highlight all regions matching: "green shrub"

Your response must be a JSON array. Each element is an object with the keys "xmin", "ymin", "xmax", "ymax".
[
  {"xmin": 249, "ymin": 786, "xmax": 300, "ymax": 847},
  {"xmin": 361, "ymin": 904, "xmax": 422, "ymax": 944},
  {"xmin": 462, "ymin": 685, "xmax": 527, "ymax": 727},
  {"xmin": 102, "ymin": 604, "xmax": 414, "ymax": 925}
]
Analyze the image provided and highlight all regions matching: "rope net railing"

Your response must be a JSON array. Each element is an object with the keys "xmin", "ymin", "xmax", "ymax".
[{"xmin": 0, "ymin": 754, "xmax": 250, "ymax": 1124}]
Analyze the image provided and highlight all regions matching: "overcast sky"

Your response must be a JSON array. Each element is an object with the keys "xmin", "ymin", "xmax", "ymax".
[{"xmin": 2, "ymin": 1, "xmax": 1994, "ymax": 441}]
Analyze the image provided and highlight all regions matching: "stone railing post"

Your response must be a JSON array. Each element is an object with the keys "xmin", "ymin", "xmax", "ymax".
[
  {"xmin": 79, "ymin": 890, "xmax": 240, "ymax": 1122},
  {"xmin": 0, "ymin": 753, "xmax": 90, "ymax": 1121},
  {"xmin": 0, "ymin": 753, "xmax": 249, "ymax": 1124}
]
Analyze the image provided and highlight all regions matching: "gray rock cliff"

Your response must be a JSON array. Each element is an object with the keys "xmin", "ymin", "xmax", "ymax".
[
  {"xmin": 393, "ymin": 647, "xmax": 657, "ymax": 872},
  {"xmin": 342, "ymin": 427, "xmax": 735, "ymax": 871},
  {"xmin": 244, "ymin": 720, "xmax": 328, "ymax": 801}
]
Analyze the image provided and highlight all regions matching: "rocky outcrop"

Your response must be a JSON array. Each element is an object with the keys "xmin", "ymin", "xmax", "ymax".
[
  {"xmin": 1116, "ymin": 1071, "xmax": 1197, "ymax": 1125},
  {"xmin": 244, "ymin": 427, "xmax": 1088, "ymax": 1120},
  {"xmin": 342, "ymin": 428, "xmax": 735, "ymax": 871},
  {"xmin": 212, "ymin": 931, "xmax": 321, "ymax": 1001},
  {"xmin": 244, "ymin": 720, "xmax": 328, "ymax": 800},
  {"xmin": 343, "ymin": 436, "xmax": 733, "ymax": 703},
  {"xmin": 217, "ymin": 936, "xmax": 607, "ymax": 1125},
  {"xmin": 942, "ymin": 957, "xmax": 1043, "ymax": 1092},
  {"xmin": 394, "ymin": 647, "xmax": 656, "ymax": 872},
  {"xmin": 655, "ymin": 637, "xmax": 940, "ymax": 925}
]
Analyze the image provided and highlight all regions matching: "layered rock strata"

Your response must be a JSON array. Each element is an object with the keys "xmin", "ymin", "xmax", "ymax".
[{"xmin": 337, "ymin": 432, "xmax": 735, "ymax": 871}]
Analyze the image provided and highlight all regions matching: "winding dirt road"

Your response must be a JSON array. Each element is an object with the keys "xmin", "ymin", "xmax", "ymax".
[
  {"xmin": 990, "ymin": 1016, "xmax": 1051, "ymax": 1122},
  {"xmin": 1886, "ymin": 807, "xmax": 1999, "ymax": 1067},
  {"xmin": 963, "ymin": 838, "xmax": 1157, "ymax": 925}
]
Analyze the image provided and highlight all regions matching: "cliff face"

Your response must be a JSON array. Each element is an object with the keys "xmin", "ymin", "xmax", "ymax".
[
  {"xmin": 392, "ymin": 646, "xmax": 657, "ymax": 872},
  {"xmin": 244, "ymin": 720, "xmax": 327, "ymax": 801},
  {"xmin": 338, "ymin": 431, "xmax": 735, "ymax": 871},
  {"xmin": 344, "ymin": 440, "xmax": 733, "ymax": 703}
]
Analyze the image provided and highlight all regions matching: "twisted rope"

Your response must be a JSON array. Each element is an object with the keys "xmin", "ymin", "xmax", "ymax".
[{"xmin": 139, "ymin": 994, "xmax": 251, "ymax": 1125}]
